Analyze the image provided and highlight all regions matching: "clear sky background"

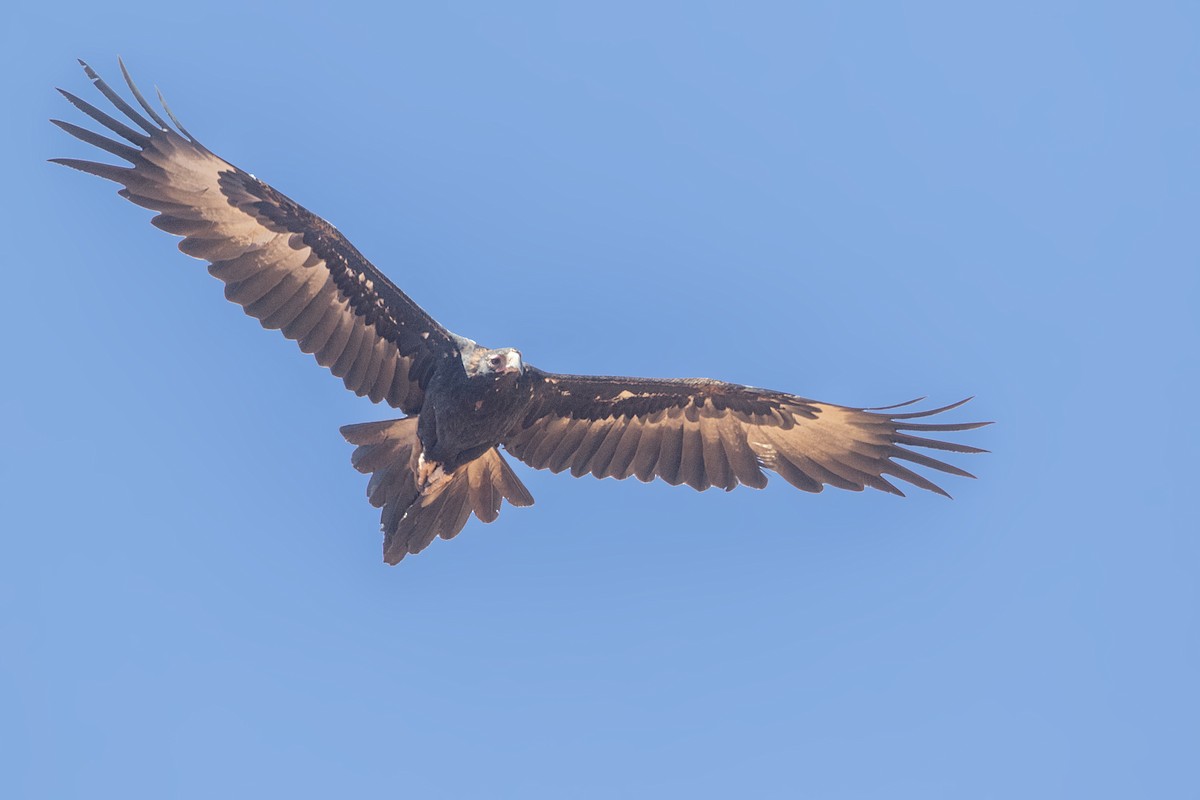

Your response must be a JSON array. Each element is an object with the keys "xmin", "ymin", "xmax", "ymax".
[{"xmin": 3, "ymin": 2, "xmax": 1197, "ymax": 798}]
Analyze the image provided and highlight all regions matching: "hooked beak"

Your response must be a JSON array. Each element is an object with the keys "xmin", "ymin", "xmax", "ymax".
[{"xmin": 501, "ymin": 351, "xmax": 524, "ymax": 376}]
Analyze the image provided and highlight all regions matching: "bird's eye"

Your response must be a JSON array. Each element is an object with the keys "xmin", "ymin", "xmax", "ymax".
[{"xmin": 489, "ymin": 355, "xmax": 504, "ymax": 367}]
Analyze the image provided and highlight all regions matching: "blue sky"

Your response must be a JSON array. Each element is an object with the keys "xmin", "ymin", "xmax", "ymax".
[{"xmin": 3, "ymin": 2, "xmax": 1197, "ymax": 797}]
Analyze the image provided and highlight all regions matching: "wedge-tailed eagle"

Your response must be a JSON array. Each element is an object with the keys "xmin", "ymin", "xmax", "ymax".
[{"xmin": 52, "ymin": 60, "xmax": 989, "ymax": 564}]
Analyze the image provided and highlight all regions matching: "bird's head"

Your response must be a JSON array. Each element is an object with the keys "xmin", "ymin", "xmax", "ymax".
[{"xmin": 467, "ymin": 346, "xmax": 525, "ymax": 378}]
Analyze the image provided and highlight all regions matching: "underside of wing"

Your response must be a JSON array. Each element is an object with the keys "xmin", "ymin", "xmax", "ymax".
[
  {"xmin": 504, "ymin": 371, "xmax": 990, "ymax": 497},
  {"xmin": 51, "ymin": 59, "xmax": 455, "ymax": 413}
]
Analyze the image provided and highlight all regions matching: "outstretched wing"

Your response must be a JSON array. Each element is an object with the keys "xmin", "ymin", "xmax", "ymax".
[
  {"xmin": 51, "ymin": 60, "xmax": 455, "ymax": 413},
  {"xmin": 504, "ymin": 371, "xmax": 989, "ymax": 496}
]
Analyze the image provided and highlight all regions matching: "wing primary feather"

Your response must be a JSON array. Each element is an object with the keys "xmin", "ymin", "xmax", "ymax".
[
  {"xmin": 817, "ymin": 454, "xmax": 881, "ymax": 492},
  {"xmin": 50, "ymin": 119, "xmax": 139, "ymax": 162},
  {"xmin": 787, "ymin": 452, "xmax": 859, "ymax": 491},
  {"xmin": 890, "ymin": 447, "xmax": 978, "ymax": 478},
  {"xmin": 55, "ymin": 89, "xmax": 148, "ymax": 145},
  {"xmin": 78, "ymin": 59, "xmax": 160, "ymax": 134},
  {"xmin": 865, "ymin": 472, "xmax": 906, "ymax": 496},
  {"xmin": 155, "ymin": 85, "xmax": 198, "ymax": 142},
  {"xmin": 893, "ymin": 420, "xmax": 992, "ymax": 432},
  {"xmin": 831, "ymin": 456, "xmax": 904, "ymax": 495},
  {"xmin": 880, "ymin": 462, "xmax": 951, "ymax": 498},
  {"xmin": 864, "ymin": 397, "xmax": 925, "ymax": 411},
  {"xmin": 885, "ymin": 397, "xmax": 974, "ymax": 419},
  {"xmin": 767, "ymin": 450, "xmax": 823, "ymax": 493},
  {"xmin": 48, "ymin": 157, "xmax": 130, "ymax": 183},
  {"xmin": 116, "ymin": 58, "xmax": 170, "ymax": 131},
  {"xmin": 892, "ymin": 432, "xmax": 988, "ymax": 454}
]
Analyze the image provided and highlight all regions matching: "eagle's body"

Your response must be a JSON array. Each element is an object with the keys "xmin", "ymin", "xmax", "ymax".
[
  {"xmin": 420, "ymin": 342, "xmax": 533, "ymax": 477},
  {"xmin": 53, "ymin": 60, "xmax": 989, "ymax": 563}
]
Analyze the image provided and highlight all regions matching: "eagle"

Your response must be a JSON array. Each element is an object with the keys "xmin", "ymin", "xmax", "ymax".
[{"xmin": 52, "ymin": 60, "xmax": 989, "ymax": 564}]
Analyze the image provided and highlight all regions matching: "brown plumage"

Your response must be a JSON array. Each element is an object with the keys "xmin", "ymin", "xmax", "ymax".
[
  {"xmin": 53, "ymin": 59, "xmax": 990, "ymax": 564},
  {"xmin": 506, "ymin": 375, "xmax": 986, "ymax": 497}
]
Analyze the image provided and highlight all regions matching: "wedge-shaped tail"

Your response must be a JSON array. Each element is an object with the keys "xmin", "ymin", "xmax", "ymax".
[{"xmin": 341, "ymin": 418, "xmax": 535, "ymax": 563}]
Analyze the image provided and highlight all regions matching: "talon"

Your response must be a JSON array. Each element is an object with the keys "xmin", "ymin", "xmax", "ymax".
[{"xmin": 416, "ymin": 451, "xmax": 451, "ymax": 495}]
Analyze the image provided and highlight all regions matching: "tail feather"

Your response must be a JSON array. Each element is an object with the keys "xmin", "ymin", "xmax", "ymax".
[{"xmin": 341, "ymin": 418, "xmax": 534, "ymax": 564}]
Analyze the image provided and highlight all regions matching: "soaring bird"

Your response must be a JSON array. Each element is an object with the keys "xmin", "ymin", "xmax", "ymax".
[{"xmin": 52, "ymin": 60, "xmax": 989, "ymax": 564}]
